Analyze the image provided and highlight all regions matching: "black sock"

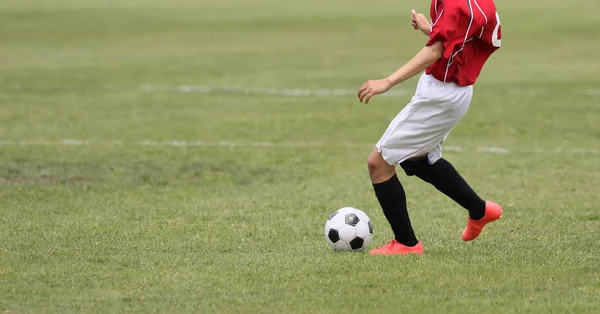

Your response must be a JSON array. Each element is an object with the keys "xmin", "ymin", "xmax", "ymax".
[
  {"xmin": 414, "ymin": 158, "xmax": 486, "ymax": 220},
  {"xmin": 372, "ymin": 174, "xmax": 419, "ymax": 247}
]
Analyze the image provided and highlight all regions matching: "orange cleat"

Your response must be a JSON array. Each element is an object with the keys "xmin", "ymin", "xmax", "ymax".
[
  {"xmin": 369, "ymin": 240, "xmax": 424, "ymax": 255},
  {"xmin": 462, "ymin": 201, "xmax": 503, "ymax": 241}
]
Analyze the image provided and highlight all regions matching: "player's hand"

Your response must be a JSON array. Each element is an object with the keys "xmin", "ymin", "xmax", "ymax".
[
  {"xmin": 411, "ymin": 9, "xmax": 431, "ymax": 35},
  {"xmin": 358, "ymin": 79, "xmax": 393, "ymax": 104}
]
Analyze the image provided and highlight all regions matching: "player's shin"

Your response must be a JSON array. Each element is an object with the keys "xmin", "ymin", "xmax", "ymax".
[
  {"xmin": 372, "ymin": 174, "xmax": 419, "ymax": 247},
  {"xmin": 401, "ymin": 157, "xmax": 486, "ymax": 220}
]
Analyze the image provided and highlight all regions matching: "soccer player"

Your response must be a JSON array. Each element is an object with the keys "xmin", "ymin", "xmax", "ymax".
[{"xmin": 358, "ymin": 0, "xmax": 503, "ymax": 255}]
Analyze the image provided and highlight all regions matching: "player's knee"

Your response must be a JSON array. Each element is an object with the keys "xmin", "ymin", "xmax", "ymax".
[
  {"xmin": 366, "ymin": 154, "xmax": 380, "ymax": 175},
  {"xmin": 367, "ymin": 151, "xmax": 385, "ymax": 172},
  {"xmin": 400, "ymin": 156, "xmax": 430, "ymax": 176},
  {"xmin": 367, "ymin": 151, "xmax": 394, "ymax": 182}
]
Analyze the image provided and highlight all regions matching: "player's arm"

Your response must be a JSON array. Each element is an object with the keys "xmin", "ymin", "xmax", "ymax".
[
  {"xmin": 357, "ymin": 41, "xmax": 443, "ymax": 104},
  {"xmin": 385, "ymin": 41, "xmax": 443, "ymax": 85}
]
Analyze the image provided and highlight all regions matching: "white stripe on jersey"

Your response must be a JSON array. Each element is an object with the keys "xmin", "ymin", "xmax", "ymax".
[
  {"xmin": 430, "ymin": 9, "xmax": 444, "ymax": 34},
  {"xmin": 473, "ymin": 0, "xmax": 488, "ymax": 38},
  {"xmin": 472, "ymin": 0, "xmax": 488, "ymax": 25},
  {"xmin": 431, "ymin": 9, "xmax": 444, "ymax": 27},
  {"xmin": 444, "ymin": 0, "xmax": 474, "ymax": 82}
]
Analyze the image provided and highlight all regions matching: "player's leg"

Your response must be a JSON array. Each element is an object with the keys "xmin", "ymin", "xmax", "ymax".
[
  {"xmin": 367, "ymin": 148, "xmax": 424, "ymax": 255},
  {"xmin": 400, "ymin": 155, "xmax": 486, "ymax": 218},
  {"xmin": 367, "ymin": 148, "xmax": 417, "ymax": 243},
  {"xmin": 400, "ymin": 143, "xmax": 502, "ymax": 241}
]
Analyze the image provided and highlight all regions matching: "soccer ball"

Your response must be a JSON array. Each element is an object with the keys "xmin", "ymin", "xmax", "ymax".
[{"xmin": 324, "ymin": 207, "xmax": 373, "ymax": 252}]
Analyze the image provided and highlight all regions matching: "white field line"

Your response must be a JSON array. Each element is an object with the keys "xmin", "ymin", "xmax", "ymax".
[
  {"xmin": 138, "ymin": 84, "xmax": 600, "ymax": 98},
  {"xmin": 138, "ymin": 84, "xmax": 410, "ymax": 97},
  {"xmin": 2, "ymin": 83, "xmax": 599, "ymax": 98},
  {"xmin": 583, "ymin": 89, "xmax": 600, "ymax": 97},
  {"xmin": 0, "ymin": 139, "xmax": 598, "ymax": 155}
]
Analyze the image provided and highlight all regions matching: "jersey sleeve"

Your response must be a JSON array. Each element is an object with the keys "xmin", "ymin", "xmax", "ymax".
[{"xmin": 426, "ymin": 3, "xmax": 468, "ymax": 59}]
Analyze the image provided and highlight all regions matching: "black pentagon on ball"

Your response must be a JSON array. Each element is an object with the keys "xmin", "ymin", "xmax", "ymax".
[
  {"xmin": 349, "ymin": 237, "xmax": 364, "ymax": 250},
  {"xmin": 344, "ymin": 213, "xmax": 360, "ymax": 226},
  {"xmin": 328, "ymin": 210, "xmax": 339, "ymax": 220},
  {"xmin": 328, "ymin": 229, "xmax": 340, "ymax": 243},
  {"xmin": 368, "ymin": 220, "xmax": 373, "ymax": 233}
]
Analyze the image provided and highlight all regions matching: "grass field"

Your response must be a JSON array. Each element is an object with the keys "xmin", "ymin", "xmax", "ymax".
[{"xmin": 1, "ymin": 0, "xmax": 599, "ymax": 313}]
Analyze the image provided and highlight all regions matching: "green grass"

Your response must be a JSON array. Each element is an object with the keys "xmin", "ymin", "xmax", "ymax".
[{"xmin": 1, "ymin": 0, "xmax": 599, "ymax": 313}]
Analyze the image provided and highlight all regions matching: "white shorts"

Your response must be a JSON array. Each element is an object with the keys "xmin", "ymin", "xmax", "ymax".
[{"xmin": 376, "ymin": 73, "xmax": 473, "ymax": 165}]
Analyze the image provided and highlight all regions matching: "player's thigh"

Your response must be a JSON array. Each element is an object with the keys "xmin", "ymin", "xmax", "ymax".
[{"xmin": 376, "ymin": 109, "xmax": 449, "ymax": 164}]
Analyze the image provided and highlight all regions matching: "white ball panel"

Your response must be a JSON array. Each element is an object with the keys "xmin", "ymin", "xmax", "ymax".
[
  {"xmin": 337, "ymin": 207, "xmax": 356, "ymax": 215},
  {"xmin": 329, "ymin": 212, "xmax": 346, "ymax": 229},
  {"xmin": 354, "ymin": 220, "xmax": 371, "ymax": 238},
  {"xmin": 337, "ymin": 224, "xmax": 356, "ymax": 242},
  {"xmin": 333, "ymin": 241, "xmax": 351, "ymax": 252}
]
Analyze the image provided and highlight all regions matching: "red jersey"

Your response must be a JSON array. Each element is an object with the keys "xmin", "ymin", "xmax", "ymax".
[{"xmin": 425, "ymin": 0, "xmax": 502, "ymax": 86}]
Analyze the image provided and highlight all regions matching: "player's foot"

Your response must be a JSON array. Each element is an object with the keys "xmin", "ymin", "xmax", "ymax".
[
  {"xmin": 462, "ymin": 201, "xmax": 502, "ymax": 241},
  {"xmin": 369, "ymin": 240, "xmax": 424, "ymax": 255}
]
